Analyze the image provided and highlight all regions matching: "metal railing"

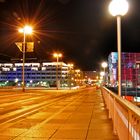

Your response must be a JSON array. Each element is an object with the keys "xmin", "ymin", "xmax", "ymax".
[{"xmin": 101, "ymin": 87, "xmax": 140, "ymax": 140}]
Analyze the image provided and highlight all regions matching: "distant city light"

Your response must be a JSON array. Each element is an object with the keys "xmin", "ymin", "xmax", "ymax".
[
  {"xmin": 100, "ymin": 71, "xmax": 105, "ymax": 76},
  {"xmin": 15, "ymin": 78, "xmax": 18, "ymax": 83}
]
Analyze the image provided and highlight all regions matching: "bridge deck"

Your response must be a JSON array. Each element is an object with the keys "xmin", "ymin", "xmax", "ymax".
[{"xmin": 0, "ymin": 88, "xmax": 119, "ymax": 140}]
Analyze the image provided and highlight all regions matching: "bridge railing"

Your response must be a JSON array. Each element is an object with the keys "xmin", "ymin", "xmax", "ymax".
[{"xmin": 101, "ymin": 87, "xmax": 140, "ymax": 140}]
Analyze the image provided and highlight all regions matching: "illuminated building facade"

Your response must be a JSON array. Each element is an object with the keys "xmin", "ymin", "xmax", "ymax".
[
  {"xmin": 0, "ymin": 62, "xmax": 69, "ymax": 87},
  {"xmin": 108, "ymin": 52, "xmax": 140, "ymax": 88}
]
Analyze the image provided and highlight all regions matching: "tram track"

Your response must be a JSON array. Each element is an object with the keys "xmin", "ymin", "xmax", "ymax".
[{"xmin": 0, "ymin": 90, "xmax": 80, "ymax": 129}]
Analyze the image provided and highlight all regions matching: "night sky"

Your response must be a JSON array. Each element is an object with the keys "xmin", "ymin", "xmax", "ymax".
[{"xmin": 0, "ymin": 0, "xmax": 140, "ymax": 70}]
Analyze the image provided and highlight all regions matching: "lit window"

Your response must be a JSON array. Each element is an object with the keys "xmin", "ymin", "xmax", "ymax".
[{"xmin": 13, "ymin": 68, "xmax": 17, "ymax": 71}]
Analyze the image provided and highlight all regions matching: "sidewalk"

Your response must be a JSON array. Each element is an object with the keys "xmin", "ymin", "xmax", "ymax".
[{"xmin": 47, "ymin": 89, "xmax": 118, "ymax": 140}]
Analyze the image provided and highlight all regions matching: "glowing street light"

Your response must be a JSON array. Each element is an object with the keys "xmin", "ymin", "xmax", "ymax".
[
  {"xmin": 18, "ymin": 25, "xmax": 33, "ymax": 92},
  {"xmin": 75, "ymin": 69, "xmax": 80, "ymax": 86},
  {"xmin": 75, "ymin": 69, "xmax": 80, "ymax": 73},
  {"xmin": 100, "ymin": 71, "xmax": 105, "ymax": 77},
  {"xmin": 108, "ymin": 0, "xmax": 129, "ymax": 17},
  {"xmin": 19, "ymin": 26, "xmax": 32, "ymax": 34},
  {"xmin": 101, "ymin": 62, "xmax": 108, "ymax": 72},
  {"xmin": 53, "ymin": 53, "xmax": 62, "ymax": 90},
  {"xmin": 108, "ymin": 0, "xmax": 129, "ymax": 96},
  {"xmin": 101, "ymin": 62, "xmax": 108, "ymax": 85},
  {"xmin": 68, "ymin": 63, "xmax": 74, "ymax": 89}
]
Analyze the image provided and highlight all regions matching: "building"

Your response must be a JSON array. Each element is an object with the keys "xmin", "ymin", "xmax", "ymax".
[
  {"xmin": 108, "ymin": 52, "xmax": 140, "ymax": 88},
  {"xmin": 0, "ymin": 62, "xmax": 70, "ymax": 87}
]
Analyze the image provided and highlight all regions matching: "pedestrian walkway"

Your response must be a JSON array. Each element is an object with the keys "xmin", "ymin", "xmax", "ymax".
[
  {"xmin": 47, "ymin": 89, "xmax": 119, "ymax": 140},
  {"xmin": 0, "ymin": 88, "xmax": 119, "ymax": 140}
]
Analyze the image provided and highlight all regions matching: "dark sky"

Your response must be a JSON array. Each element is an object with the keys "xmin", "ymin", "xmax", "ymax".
[{"xmin": 0, "ymin": 0, "xmax": 140, "ymax": 70}]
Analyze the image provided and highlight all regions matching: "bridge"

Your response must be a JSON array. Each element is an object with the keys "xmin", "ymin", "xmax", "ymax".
[
  {"xmin": 0, "ymin": 87, "xmax": 139, "ymax": 139},
  {"xmin": 101, "ymin": 87, "xmax": 140, "ymax": 140}
]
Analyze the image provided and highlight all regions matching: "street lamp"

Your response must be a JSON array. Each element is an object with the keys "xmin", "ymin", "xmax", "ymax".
[
  {"xmin": 100, "ymin": 71, "xmax": 105, "ymax": 77},
  {"xmin": 101, "ymin": 62, "xmax": 108, "ymax": 73},
  {"xmin": 68, "ymin": 63, "xmax": 74, "ymax": 89},
  {"xmin": 101, "ymin": 62, "xmax": 108, "ymax": 85},
  {"xmin": 108, "ymin": 0, "xmax": 129, "ymax": 96},
  {"xmin": 75, "ymin": 69, "xmax": 80, "ymax": 86},
  {"xmin": 18, "ymin": 25, "xmax": 33, "ymax": 92},
  {"xmin": 53, "ymin": 53, "xmax": 62, "ymax": 90}
]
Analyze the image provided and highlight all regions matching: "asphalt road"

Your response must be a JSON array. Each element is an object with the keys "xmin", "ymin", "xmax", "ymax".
[{"xmin": 0, "ymin": 88, "xmax": 83, "ymax": 125}]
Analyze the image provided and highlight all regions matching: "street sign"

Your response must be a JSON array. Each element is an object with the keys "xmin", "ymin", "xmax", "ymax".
[{"xmin": 15, "ymin": 42, "xmax": 34, "ymax": 52}]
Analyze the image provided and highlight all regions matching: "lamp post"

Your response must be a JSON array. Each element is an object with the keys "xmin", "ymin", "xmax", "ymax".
[
  {"xmin": 19, "ymin": 25, "xmax": 33, "ymax": 92},
  {"xmin": 101, "ymin": 62, "xmax": 107, "ymax": 73},
  {"xmin": 68, "ymin": 63, "xmax": 74, "ymax": 89},
  {"xmin": 53, "ymin": 53, "xmax": 62, "ymax": 90},
  {"xmin": 101, "ymin": 62, "xmax": 108, "ymax": 85},
  {"xmin": 75, "ymin": 69, "xmax": 80, "ymax": 86},
  {"xmin": 108, "ymin": 0, "xmax": 129, "ymax": 96},
  {"xmin": 100, "ymin": 71, "xmax": 105, "ymax": 79}
]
